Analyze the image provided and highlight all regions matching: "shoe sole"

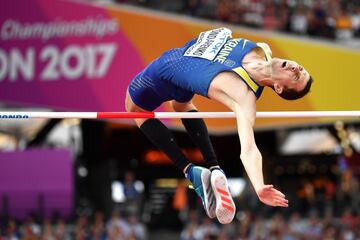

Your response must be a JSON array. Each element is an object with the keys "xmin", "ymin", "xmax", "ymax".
[
  {"xmin": 211, "ymin": 170, "xmax": 236, "ymax": 224},
  {"xmin": 201, "ymin": 169, "xmax": 216, "ymax": 219}
]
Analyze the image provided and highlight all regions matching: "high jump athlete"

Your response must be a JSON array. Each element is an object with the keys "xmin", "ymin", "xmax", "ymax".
[{"xmin": 125, "ymin": 27, "xmax": 313, "ymax": 224}]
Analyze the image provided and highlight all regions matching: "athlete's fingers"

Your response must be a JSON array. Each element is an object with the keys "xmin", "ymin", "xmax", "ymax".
[
  {"xmin": 275, "ymin": 197, "xmax": 289, "ymax": 204},
  {"xmin": 270, "ymin": 188, "xmax": 286, "ymax": 198},
  {"xmin": 278, "ymin": 202, "xmax": 289, "ymax": 207},
  {"xmin": 275, "ymin": 199, "xmax": 289, "ymax": 207},
  {"xmin": 274, "ymin": 190, "xmax": 286, "ymax": 199}
]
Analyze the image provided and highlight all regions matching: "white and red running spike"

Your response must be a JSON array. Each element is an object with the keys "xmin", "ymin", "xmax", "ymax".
[
  {"xmin": 201, "ymin": 169, "xmax": 216, "ymax": 219},
  {"xmin": 211, "ymin": 169, "xmax": 236, "ymax": 224}
]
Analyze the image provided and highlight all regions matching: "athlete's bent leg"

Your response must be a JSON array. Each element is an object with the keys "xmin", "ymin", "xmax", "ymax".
[
  {"xmin": 126, "ymin": 92, "xmax": 215, "ymax": 218},
  {"xmin": 172, "ymin": 100, "xmax": 221, "ymax": 218},
  {"xmin": 126, "ymin": 90, "xmax": 191, "ymax": 171},
  {"xmin": 171, "ymin": 100, "xmax": 219, "ymax": 168}
]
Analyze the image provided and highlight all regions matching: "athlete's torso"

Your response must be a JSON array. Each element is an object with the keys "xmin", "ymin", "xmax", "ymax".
[
  {"xmin": 159, "ymin": 28, "xmax": 266, "ymax": 98},
  {"xmin": 128, "ymin": 28, "xmax": 270, "ymax": 111}
]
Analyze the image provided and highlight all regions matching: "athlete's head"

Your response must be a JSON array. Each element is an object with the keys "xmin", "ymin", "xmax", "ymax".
[{"xmin": 270, "ymin": 58, "xmax": 313, "ymax": 100}]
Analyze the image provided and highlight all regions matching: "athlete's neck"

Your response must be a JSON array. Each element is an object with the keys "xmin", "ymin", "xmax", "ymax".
[{"xmin": 242, "ymin": 49, "xmax": 272, "ymax": 86}]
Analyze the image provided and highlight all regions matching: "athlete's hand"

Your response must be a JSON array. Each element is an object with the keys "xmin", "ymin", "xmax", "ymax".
[{"xmin": 257, "ymin": 185, "xmax": 289, "ymax": 207}]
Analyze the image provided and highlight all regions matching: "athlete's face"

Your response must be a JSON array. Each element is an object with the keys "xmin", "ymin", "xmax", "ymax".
[{"xmin": 271, "ymin": 58, "xmax": 310, "ymax": 93}]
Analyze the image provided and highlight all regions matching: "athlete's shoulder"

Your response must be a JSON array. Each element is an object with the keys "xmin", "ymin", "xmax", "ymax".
[{"xmin": 256, "ymin": 42, "xmax": 272, "ymax": 58}]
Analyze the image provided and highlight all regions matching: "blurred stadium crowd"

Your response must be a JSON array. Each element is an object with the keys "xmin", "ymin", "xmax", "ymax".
[
  {"xmin": 105, "ymin": 0, "xmax": 360, "ymax": 41},
  {"xmin": 0, "ymin": 210, "xmax": 147, "ymax": 240},
  {"xmin": 1, "ymin": 167, "xmax": 359, "ymax": 239}
]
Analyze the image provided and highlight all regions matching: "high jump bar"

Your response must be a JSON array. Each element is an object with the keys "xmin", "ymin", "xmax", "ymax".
[{"xmin": 0, "ymin": 111, "xmax": 360, "ymax": 119}]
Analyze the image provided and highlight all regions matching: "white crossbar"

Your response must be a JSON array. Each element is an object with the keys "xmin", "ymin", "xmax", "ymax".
[{"xmin": 0, "ymin": 111, "xmax": 359, "ymax": 119}]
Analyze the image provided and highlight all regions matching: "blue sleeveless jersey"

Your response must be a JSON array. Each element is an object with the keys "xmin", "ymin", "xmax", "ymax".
[{"xmin": 128, "ymin": 34, "xmax": 266, "ymax": 111}]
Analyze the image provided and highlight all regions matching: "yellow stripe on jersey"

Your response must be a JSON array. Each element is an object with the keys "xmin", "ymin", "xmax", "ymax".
[
  {"xmin": 232, "ymin": 66, "xmax": 259, "ymax": 93},
  {"xmin": 257, "ymin": 44, "xmax": 272, "ymax": 62}
]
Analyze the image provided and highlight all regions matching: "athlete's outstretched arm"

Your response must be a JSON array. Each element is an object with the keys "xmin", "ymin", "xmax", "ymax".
[
  {"xmin": 232, "ymin": 101, "xmax": 288, "ymax": 207},
  {"xmin": 208, "ymin": 72, "xmax": 288, "ymax": 207}
]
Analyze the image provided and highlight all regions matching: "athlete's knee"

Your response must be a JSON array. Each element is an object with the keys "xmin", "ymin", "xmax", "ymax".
[
  {"xmin": 125, "ymin": 90, "xmax": 149, "ymax": 127},
  {"xmin": 125, "ymin": 90, "xmax": 136, "ymax": 112}
]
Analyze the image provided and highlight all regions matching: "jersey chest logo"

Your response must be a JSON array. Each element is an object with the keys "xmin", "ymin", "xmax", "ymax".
[{"xmin": 184, "ymin": 28, "xmax": 232, "ymax": 60}]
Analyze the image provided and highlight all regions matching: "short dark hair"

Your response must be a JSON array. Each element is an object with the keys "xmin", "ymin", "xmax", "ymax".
[{"xmin": 274, "ymin": 76, "xmax": 313, "ymax": 100}]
